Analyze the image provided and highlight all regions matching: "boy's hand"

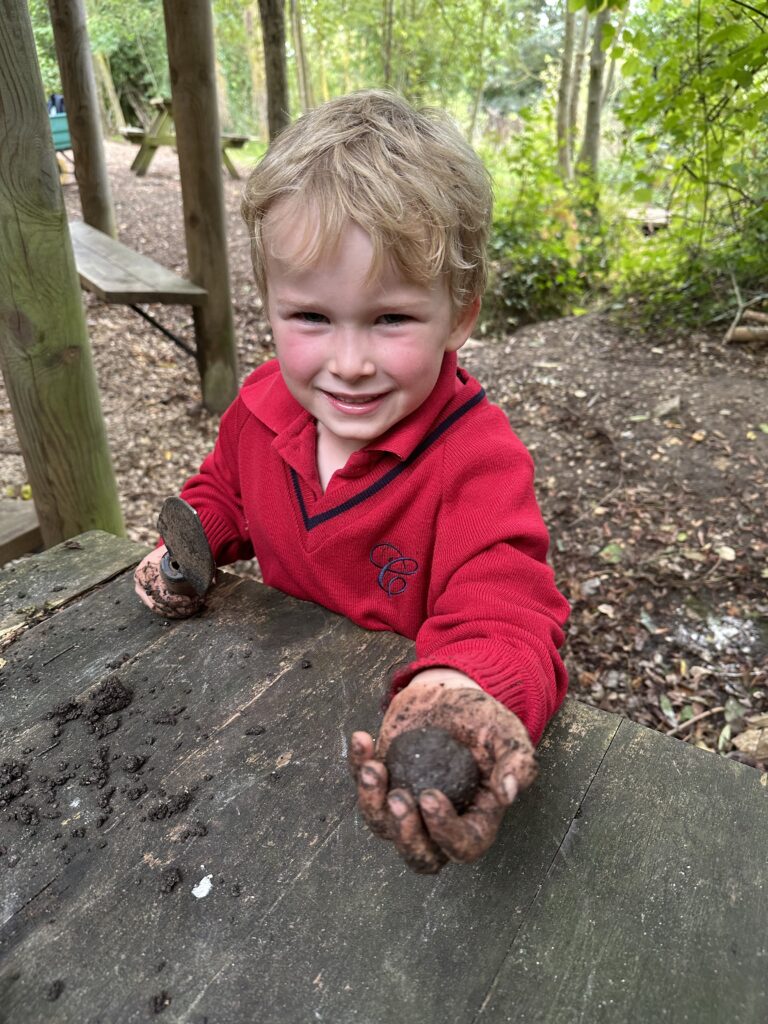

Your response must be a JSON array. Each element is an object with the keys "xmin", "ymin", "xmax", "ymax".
[
  {"xmin": 133, "ymin": 545, "xmax": 207, "ymax": 619},
  {"xmin": 349, "ymin": 671, "xmax": 537, "ymax": 874}
]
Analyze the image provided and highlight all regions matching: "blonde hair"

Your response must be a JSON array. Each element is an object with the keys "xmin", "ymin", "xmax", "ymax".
[{"xmin": 241, "ymin": 90, "xmax": 492, "ymax": 312}]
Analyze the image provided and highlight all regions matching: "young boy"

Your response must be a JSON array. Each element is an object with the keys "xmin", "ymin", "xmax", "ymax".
[{"xmin": 134, "ymin": 90, "xmax": 570, "ymax": 875}]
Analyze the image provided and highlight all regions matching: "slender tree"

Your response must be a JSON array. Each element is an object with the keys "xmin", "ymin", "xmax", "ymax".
[
  {"xmin": 290, "ymin": 0, "xmax": 313, "ymax": 112},
  {"xmin": 244, "ymin": 4, "xmax": 268, "ymax": 139},
  {"xmin": 568, "ymin": 7, "xmax": 590, "ymax": 165},
  {"xmin": 577, "ymin": 5, "xmax": 610, "ymax": 178},
  {"xmin": 556, "ymin": 1, "xmax": 576, "ymax": 179},
  {"xmin": 258, "ymin": 0, "xmax": 290, "ymax": 138}
]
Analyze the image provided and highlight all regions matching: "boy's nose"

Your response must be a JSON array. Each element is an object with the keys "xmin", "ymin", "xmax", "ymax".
[{"xmin": 328, "ymin": 331, "xmax": 376, "ymax": 380}]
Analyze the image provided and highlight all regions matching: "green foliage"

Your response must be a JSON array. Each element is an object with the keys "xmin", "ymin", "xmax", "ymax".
[
  {"xmin": 28, "ymin": 0, "xmax": 60, "ymax": 95},
  {"xmin": 608, "ymin": 0, "xmax": 768, "ymax": 329},
  {"xmin": 26, "ymin": 0, "xmax": 767, "ymax": 341},
  {"xmin": 480, "ymin": 73, "xmax": 614, "ymax": 332}
]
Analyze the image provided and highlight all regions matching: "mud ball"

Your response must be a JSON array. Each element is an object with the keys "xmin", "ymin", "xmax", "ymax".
[{"xmin": 385, "ymin": 727, "xmax": 480, "ymax": 813}]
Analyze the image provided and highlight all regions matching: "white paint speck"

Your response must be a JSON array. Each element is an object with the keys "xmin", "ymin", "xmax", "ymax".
[
  {"xmin": 192, "ymin": 874, "xmax": 213, "ymax": 899},
  {"xmin": 340, "ymin": 731, "xmax": 348, "ymax": 760},
  {"xmin": 70, "ymin": 798, "xmax": 80, "ymax": 808}
]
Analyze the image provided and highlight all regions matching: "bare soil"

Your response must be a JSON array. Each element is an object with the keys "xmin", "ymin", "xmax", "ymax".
[{"xmin": 2, "ymin": 140, "xmax": 766, "ymax": 764}]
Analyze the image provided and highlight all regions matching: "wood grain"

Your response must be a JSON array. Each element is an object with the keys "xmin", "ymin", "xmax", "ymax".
[
  {"xmin": 0, "ymin": 530, "xmax": 147, "ymax": 643},
  {"xmin": 477, "ymin": 718, "xmax": 768, "ymax": 1024}
]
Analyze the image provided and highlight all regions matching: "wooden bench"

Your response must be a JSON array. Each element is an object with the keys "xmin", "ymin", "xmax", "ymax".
[
  {"xmin": 69, "ymin": 220, "xmax": 206, "ymax": 355},
  {"xmin": 0, "ymin": 498, "xmax": 42, "ymax": 565}
]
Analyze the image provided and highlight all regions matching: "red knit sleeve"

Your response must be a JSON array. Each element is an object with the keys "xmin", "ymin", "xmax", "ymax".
[
  {"xmin": 392, "ymin": 424, "xmax": 570, "ymax": 745},
  {"xmin": 178, "ymin": 395, "xmax": 255, "ymax": 566}
]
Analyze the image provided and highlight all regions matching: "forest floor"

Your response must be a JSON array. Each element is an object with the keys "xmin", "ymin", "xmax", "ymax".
[{"xmin": 2, "ymin": 140, "xmax": 767, "ymax": 768}]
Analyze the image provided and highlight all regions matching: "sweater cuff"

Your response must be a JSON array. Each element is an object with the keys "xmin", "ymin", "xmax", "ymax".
[{"xmin": 391, "ymin": 640, "xmax": 560, "ymax": 745}]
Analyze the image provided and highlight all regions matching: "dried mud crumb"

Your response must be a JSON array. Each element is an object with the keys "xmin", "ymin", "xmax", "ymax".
[
  {"xmin": 174, "ymin": 820, "xmax": 208, "ymax": 842},
  {"xmin": 44, "ymin": 979, "xmax": 65, "ymax": 1001},
  {"xmin": 0, "ymin": 762, "xmax": 29, "ymax": 808},
  {"xmin": 150, "ymin": 991, "xmax": 172, "ymax": 1014},
  {"xmin": 121, "ymin": 754, "xmax": 148, "ymax": 774},
  {"xmin": 16, "ymin": 803, "xmax": 40, "ymax": 826},
  {"xmin": 80, "ymin": 745, "xmax": 111, "ymax": 789},
  {"xmin": 86, "ymin": 676, "xmax": 133, "ymax": 735},
  {"xmin": 147, "ymin": 792, "xmax": 193, "ymax": 821},
  {"xmin": 159, "ymin": 867, "xmax": 183, "ymax": 894}
]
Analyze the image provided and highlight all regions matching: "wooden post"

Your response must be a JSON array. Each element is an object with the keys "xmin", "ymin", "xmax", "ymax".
[
  {"xmin": 162, "ymin": 0, "xmax": 239, "ymax": 414},
  {"xmin": 47, "ymin": 0, "xmax": 117, "ymax": 238},
  {"xmin": 0, "ymin": 1, "xmax": 124, "ymax": 545}
]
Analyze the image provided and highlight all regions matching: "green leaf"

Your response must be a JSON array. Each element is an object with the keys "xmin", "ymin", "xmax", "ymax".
[
  {"xmin": 599, "ymin": 542, "xmax": 624, "ymax": 564},
  {"xmin": 660, "ymin": 694, "xmax": 676, "ymax": 724}
]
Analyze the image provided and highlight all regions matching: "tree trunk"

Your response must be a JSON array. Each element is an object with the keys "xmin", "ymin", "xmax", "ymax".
[
  {"xmin": 47, "ymin": 0, "xmax": 117, "ymax": 238},
  {"xmin": 244, "ymin": 5, "xmax": 268, "ymax": 140},
  {"xmin": 577, "ymin": 6, "xmax": 610, "ymax": 179},
  {"xmin": 556, "ymin": 2, "xmax": 576, "ymax": 179},
  {"xmin": 382, "ymin": 0, "xmax": 394, "ymax": 87},
  {"xmin": 568, "ymin": 8, "xmax": 590, "ymax": 165},
  {"xmin": 290, "ymin": 0, "xmax": 313, "ymax": 113},
  {"xmin": 602, "ymin": 7, "xmax": 628, "ymax": 108},
  {"xmin": 258, "ymin": 0, "xmax": 290, "ymax": 139},
  {"xmin": 93, "ymin": 51, "xmax": 126, "ymax": 132},
  {"xmin": 0, "ymin": 1, "xmax": 124, "ymax": 544},
  {"xmin": 162, "ymin": 0, "xmax": 239, "ymax": 414},
  {"xmin": 215, "ymin": 56, "xmax": 233, "ymax": 130}
]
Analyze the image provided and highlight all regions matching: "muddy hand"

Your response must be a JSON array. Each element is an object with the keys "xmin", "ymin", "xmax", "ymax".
[
  {"xmin": 133, "ymin": 546, "xmax": 206, "ymax": 619},
  {"xmin": 349, "ymin": 675, "xmax": 537, "ymax": 874}
]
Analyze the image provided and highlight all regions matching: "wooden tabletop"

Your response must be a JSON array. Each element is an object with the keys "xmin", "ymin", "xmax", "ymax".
[{"xmin": 1, "ymin": 532, "xmax": 766, "ymax": 1023}]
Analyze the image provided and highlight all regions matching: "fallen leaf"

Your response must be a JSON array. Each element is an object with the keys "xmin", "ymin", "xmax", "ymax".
[
  {"xmin": 716, "ymin": 545, "xmax": 736, "ymax": 561},
  {"xmin": 599, "ymin": 542, "xmax": 624, "ymax": 564},
  {"xmin": 653, "ymin": 395, "xmax": 681, "ymax": 419},
  {"xmin": 659, "ymin": 693, "xmax": 676, "ymax": 724},
  {"xmin": 597, "ymin": 603, "xmax": 615, "ymax": 618},
  {"xmin": 733, "ymin": 728, "xmax": 768, "ymax": 759}
]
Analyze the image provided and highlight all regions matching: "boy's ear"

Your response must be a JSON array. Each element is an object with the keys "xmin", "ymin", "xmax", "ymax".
[{"xmin": 445, "ymin": 296, "xmax": 481, "ymax": 352}]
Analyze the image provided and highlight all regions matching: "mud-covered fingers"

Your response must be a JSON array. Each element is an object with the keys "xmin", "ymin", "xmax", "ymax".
[
  {"xmin": 387, "ymin": 789, "xmax": 448, "ymax": 875},
  {"xmin": 354, "ymin": 759, "xmax": 393, "ymax": 839},
  {"xmin": 348, "ymin": 731, "xmax": 375, "ymax": 775},
  {"xmin": 419, "ymin": 786, "xmax": 506, "ymax": 864},
  {"xmin": 488, "ymin": 745, "xmax": 539, "ymax": 805}
]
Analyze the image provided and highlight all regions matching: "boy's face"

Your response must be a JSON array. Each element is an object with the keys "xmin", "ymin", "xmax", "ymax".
[{"xmin": 263, "ymin": 209, "xmax": 479, "ymax": 458}]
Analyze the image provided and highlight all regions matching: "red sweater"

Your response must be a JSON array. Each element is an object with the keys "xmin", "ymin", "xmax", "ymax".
[{"xmin": 180, "ymin": 353, "xmax": 569, "ymax": 743}]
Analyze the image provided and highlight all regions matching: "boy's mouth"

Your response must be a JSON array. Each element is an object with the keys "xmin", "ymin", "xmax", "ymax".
[{"xmin": 322, "ymin": 390, "xmax": 388, "ymax": 413}]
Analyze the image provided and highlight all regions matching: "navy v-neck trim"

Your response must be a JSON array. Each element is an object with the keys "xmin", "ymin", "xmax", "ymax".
[{"xmin": 291, "ymin": 387, "xmax": 485, "ymax": 531}]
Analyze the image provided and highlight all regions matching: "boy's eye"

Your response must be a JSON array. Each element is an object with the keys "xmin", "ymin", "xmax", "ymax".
[
  {"xmin": 295, "ymin": 311, "xmax": 328, "ymax": 324},
  {"xmin": 377, "ymin": 313, "xmax": 410, "ymax": 325}
]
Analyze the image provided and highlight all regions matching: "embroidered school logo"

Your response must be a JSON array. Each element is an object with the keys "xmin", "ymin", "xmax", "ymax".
[{"xmin": 369, "ymin": 543, "xmax": 419, "ymax": 596}]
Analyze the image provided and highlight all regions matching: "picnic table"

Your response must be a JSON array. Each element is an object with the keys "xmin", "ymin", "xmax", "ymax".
[
  {"xmin": 120, "ymin": 98, "xmax": 250, "ymax": 179},
  {"xmin": 1, "ymin": 531, "xmax": 766, "ymax": 1023}
]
